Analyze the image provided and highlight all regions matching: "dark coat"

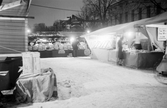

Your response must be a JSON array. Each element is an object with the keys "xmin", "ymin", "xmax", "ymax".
[
  {"xmin": 72, "ymin": 39, "xmax": 79, "ymax": 49},
  {"xmin": 117, "ymin": 38, "xmax": 124, "ymax": 59}
]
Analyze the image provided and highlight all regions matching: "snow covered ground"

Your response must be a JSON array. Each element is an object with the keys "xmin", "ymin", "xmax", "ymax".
[{"xmin": 14, "ymin": 57, "xmax": 167, "ymax": 108}]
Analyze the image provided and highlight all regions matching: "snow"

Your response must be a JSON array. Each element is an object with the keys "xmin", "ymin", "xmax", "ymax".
[{"xmin": 13, "ymin": 57, "xmax": 167, "ymax": 108}]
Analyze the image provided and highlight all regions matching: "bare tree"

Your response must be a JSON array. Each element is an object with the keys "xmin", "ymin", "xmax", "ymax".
[
  {"xmin": 78, "ymin": 0, "xmax": 119, "ymax": 30},
  {"xmin": 78, "ymin": 0, "xmax": 167, "ymax": 30},
  {"xmin": 53, "ymin": 20, "xmax": 64, "ymax": 31},
  {"xmin": 149, "ymin": 0, "xmax": 167, "ymax": 12},
  {"xmin": 33, "ymin": 23, "xmax": 47, "ymax": 33},
  {"xmin": 84, "ymin": 0, "xmax": 119, "ymax": 20}
]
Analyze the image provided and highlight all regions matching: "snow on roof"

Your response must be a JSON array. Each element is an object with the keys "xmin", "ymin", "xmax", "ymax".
[
  {"xmin": 0, "ymin": 0, "xmax": 32, "ymax": 18},
  {"xmin": 82, "ymin": 12, "xmax": 167, "ymax": 38}
]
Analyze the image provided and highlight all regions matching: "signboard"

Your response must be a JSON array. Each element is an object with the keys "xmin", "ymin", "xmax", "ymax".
[{"xmin": 158, "ymin": 27, "xmax": 167, "ymax": 41}]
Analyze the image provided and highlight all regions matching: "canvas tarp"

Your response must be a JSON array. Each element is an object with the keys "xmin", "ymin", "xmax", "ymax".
[
  {"xmin": 136, "ymin": 12, "xmax": 167, "ymax": 52},
  {"xmin": 14, "ymin": 68, "xmax": 57, "ymax": 103},
  {"xmin": 81, "ymin": 12, "xmax": 167, "ymax": 62},
  {"xmin": 146, "ymin": 27, "xmax": 164, "ymax": 51},
  {"xmin": 135, "ymin": 12, "xmax": 167, "ymax": 26},
  {"xmin": 82, "ymin": 12, "xmax": 167, "ymax": 51},
  {"xmin": 83, "ymin": 18, "xmax": 150, "ymax": 50}
]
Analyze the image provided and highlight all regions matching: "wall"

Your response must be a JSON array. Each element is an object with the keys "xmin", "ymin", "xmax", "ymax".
[
  {"xmin": 109, "ymin": 0, "xmax": 167, "ymax": 25},
  {"xmin": 0, "ymin": 19, "xmax": 27, "ymax": 54}
]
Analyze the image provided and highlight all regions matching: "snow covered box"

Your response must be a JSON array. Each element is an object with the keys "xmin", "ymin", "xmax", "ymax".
[
  {"xmin": 22, "ymin": 52, "xmax": 41, "ymax": 74},
  {"xmin": 15, "ymin": 68, "xmax": 57, "ymax": 103}
]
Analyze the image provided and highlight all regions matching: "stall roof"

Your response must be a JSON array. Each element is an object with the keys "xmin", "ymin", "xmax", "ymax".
[
  {"xmin": 82, "ymin": 12, "xmax": 167, "ymax": 38},
  {"xmin": 136, "ymin": 12, "xmax": 167, "ymax": 26},
  {"xmin": 82, "ymin": 18, "xmax": 149, "ymax": 38},
  {"xmin": 0, "ymin": 0, "xmax": 32, "ymax": 20}
]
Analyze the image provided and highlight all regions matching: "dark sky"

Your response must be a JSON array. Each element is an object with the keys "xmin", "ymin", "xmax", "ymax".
[{"xmin": 28, "ymin": 0, "xmax": 83, "ymax": 29}]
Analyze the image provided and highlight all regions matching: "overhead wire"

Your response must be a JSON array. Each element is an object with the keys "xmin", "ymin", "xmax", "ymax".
[{"xmin": 31, "ymin": 4, "xmax": 81, "ymax": 12}]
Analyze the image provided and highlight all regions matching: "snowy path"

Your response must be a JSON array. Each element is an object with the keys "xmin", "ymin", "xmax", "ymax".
[{"xmin": 16, "ymin": 57, "xmax": 167, "ymax": 108}]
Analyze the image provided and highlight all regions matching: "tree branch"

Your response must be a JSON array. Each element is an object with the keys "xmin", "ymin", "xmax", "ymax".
[{"xmin": 149, "ymin": 0, "xmax": 167, "ymax": 11}]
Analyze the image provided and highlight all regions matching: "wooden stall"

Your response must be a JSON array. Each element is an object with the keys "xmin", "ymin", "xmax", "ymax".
[
  {"xmin": 0, "ymin": 0, "xmax": 32, "ymax": 54},
  {"xmin": 28, "ymin": 32, "xmax": 91, "ymax": 58},
  {"xmin": 81, "ymin": 12, "xmax": 167, "ymax": 69}
]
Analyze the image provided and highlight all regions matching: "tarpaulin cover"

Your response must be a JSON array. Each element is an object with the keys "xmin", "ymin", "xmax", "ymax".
[
  {"xmin": 146, "ymin": 27, "xmax": 164, "ymax": 51},
  {"xmin": 82, "ymin": 12, "xmax": 167, "ymax": 50},
  {"xmin": 156, "ymin": 59, "xmax": 167, "ymax": 73},
  {"xmin": 83, "ymin": 18, "xmax": 149, "ymax": 50},
  {"xmin": 136, "ymin": 12, "xmax": 167, "ymax": 26},
  {"xmin": 15, "ymin": 68, "xmax": 57, "ymax": 103}
]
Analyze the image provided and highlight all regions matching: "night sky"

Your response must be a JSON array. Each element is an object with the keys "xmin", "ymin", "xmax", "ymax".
[{"xmin": 28, "ymin": 0, "xmax": 83, "ymax": 29}]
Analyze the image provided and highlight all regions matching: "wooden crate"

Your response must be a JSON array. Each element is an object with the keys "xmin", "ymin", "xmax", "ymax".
[
  {"xmin": 31, "ymin": 52, "xmax": 41, "ymax": 74},
  {"xmin": 22, "ymin": 52, "xmax": 41, "ymax": 74},
  {"xmin": 22, "ymin": 52, "xmax": 33, "ymax": 74}
]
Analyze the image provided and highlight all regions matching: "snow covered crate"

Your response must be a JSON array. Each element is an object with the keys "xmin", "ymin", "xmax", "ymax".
[{"xmin": 22, "ymin": 52, "xmax": 41, "ymax": 74}]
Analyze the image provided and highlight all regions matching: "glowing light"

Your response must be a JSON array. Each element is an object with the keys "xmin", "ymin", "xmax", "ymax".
[
  {"xmin": 124, "ymin": 30, "xmax": 135, "ymax": 39},
  {"xmin": 86, "ymin": 30, "xmax": 90, "ymax": 33},
  {"xmin": 70, "ymin": 37, "xmax": 75, "ymax": 43},
  {"xmin": 26, "ymin": 28, "xmax": 31, "ymax": 34}
]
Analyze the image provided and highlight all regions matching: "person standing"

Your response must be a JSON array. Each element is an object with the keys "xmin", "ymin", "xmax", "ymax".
[
  {"xmin": 72, "ymin": 37, "xmax": 79, "ymax": 57},
  {"xmin": 117, "ymin": 36, "xmax": 124, "ymax": 66}
]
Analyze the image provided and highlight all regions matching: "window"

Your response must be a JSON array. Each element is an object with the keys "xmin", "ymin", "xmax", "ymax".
[
  {"xmin": 125, "ymin": 12, "xmax": 128, "ymax": 22},
  {"xmin": 156, "ymin": 3, "xmax": 161, "ymax": 15},
  {"xmin": 115, "ymin": 15, "xmax": 117, "ymax": 24},
  {"xmin": 131, "ymin": 10, "xmax": 134, "ymax": 21},
  {"xmin": 146, "ymin": 6, "xmax": 151, "ymax": 18},
  {"xmin": 138, "ymin": 8, "xmax": 142, "ymax": 20},
  {"xmin": 119, "ymin": 13, "xmax": 122, "ymax": 24}
]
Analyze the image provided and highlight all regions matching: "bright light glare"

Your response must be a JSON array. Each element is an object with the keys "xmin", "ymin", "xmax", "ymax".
[
  {"xmin": 26, "ymin": 29, "xmax": 31, "ymax": 34},
  {"xmin": 124, "ymin": 31, "xmax": 135, "ymax": 39},
  {"xmin": 70, "ymin": 37, "xmax": 75, "ymax": 43},
  {"xmin": 97, "ymin": 35, "xmax": 110, "ymax": 41},
  {"xmin": 87, "ymin": 30, "xmax": 90, "ymax": 33}
]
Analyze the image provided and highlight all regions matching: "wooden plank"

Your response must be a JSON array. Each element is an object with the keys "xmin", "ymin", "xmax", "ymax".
[
  {"xmin": 0, "ymin": 19, "xmax": 27, "ymax": 54},
  {"xmin": 0, "ymin": 54, "xmax": 22, "ymax": 57}
]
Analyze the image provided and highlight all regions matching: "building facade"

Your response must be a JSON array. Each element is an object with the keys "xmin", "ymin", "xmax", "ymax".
[{"xmin": 108, "ymin": 0, "xmax": 167, "ymax": 25}]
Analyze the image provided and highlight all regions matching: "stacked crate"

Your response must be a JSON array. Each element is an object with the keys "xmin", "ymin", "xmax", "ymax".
[{"xmin": 22, "ymin": 52, "xmax": 41, "ymax": 74}]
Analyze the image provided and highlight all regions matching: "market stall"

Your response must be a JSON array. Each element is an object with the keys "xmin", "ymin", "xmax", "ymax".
[
  {"xmin": 28, "ymin": 33, "xmax": 91, "ymax": 58},
  {"xmin": 81, "ymin": 12, "xmax": 167, "ymax": 69}
]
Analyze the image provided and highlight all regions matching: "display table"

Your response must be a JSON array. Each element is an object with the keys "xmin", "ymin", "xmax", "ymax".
[
  {"xmin": 31, "ymin": 50, "xmax": 89, "ymax": 58},
  {"xmin": 15, "ymin": 68, "xmax": 57, "ymax": 103},
  {"xmin": 123, "ymin": 51, "xmax": 164, "ymax": 69},
  {"xmin": 91, "ymin": 49, "xmax": 115, "ymax": 62},
  {"xmin": 39, "ymin": 50, "xmax": 68, "ymax": 58},
  {"xmin": 90, "ymin": 49, "xmax": 117, "ymax": 62}
]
